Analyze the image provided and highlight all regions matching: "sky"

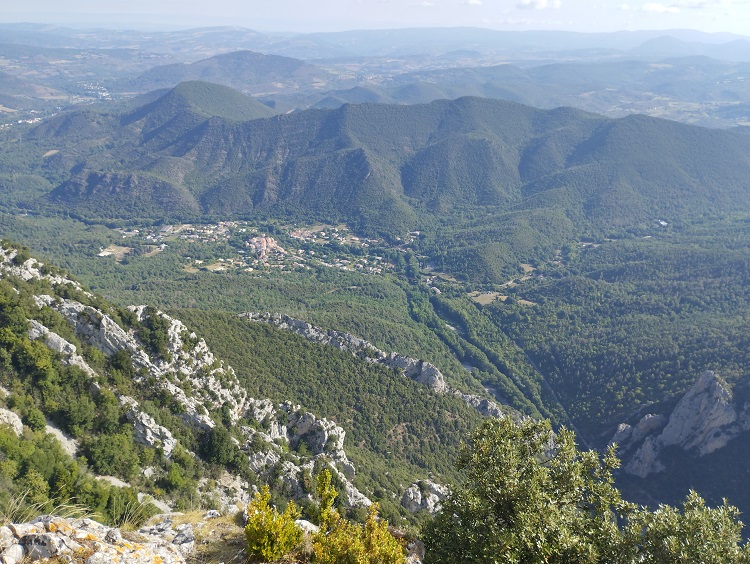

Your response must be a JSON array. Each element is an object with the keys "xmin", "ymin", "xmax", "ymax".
[{"xmin": 3, "ymin": 0, "xmax": 750, "ymax": 36}]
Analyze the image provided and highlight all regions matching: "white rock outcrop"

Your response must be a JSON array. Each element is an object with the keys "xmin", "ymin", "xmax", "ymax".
[
  {"xmin": 241, "ymin": 399, "xmax": 372, "ymax": 507},
  {"xmin": 27, "ymin": 319, "xmax": 96, "ymax": 377},
  {"xmin": 0, "ymin": 515, "xmax": 188, "ymax": 564},
  {"xmin": 121, "ymin": 396, "xmax": 178, "ymax": 458},
  {"xmin": 659, "ymin": 371, "xmax": 737, "ymax": 454},
  {"xmin": 0, "ymin": 247, "xmax": 92, "ymax": 296},
  {"xmin": 0, "ymin": 408, "xmax": 23, "ymax": 436},
  {"xmin": 401, "ymin": 480, "xmax": 450, "ymax": 514},
  {"xmin": 616, "ymin": 371, "xmax": 746, "ymax": 478}
]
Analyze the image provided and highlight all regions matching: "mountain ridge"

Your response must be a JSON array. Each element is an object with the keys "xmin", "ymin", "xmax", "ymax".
[{"xmin": 19, "ymin": 86, "xmax": 749, "ymax": 280}]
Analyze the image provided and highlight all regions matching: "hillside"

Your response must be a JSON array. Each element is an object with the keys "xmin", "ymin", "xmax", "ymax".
[
  {"xmin": 2, "ymin": 89, "xmax": 747, "ymax": 282},
  {"xmin": 125, "ymin": 80, "xmax": 277, "ymax": 126},
  {"xmin": 0, "ymin": 240, "xmax": 495, "ymax": 535},
  {"xmin": 124, "ymin": 50, "xmax": 342, "ymax": 97}
]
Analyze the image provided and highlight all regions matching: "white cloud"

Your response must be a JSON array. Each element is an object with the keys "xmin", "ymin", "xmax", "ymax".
[
  {"xmin": 516, "ymin": 0, "xmax": 562, "ymax": 9},
  {"xmin": 618, "ymin": 3, "xmax": 631, "ymax": 9},
  {"xmin": 641, "ymin": 2, "xmax": 681, "ymax": 12},
  {"xmin": 420, "ymin": 0, "xmax": 436, "ymax": 6},
  {"xmin": 675, "ymin": 0, "xmax": 747, "ymax": 7},
  {"xmin": 464, "ymin": 0, "xmax": 483, "ymax": 5}
]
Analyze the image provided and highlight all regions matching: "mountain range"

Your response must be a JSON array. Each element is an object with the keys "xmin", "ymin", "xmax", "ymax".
[
  {"xmin": 3, "ymin": 29, "xmax": 750, "ymax": 545},
  {"xmin": 5, "ymin": 80, "xmax": 747, "ymax": 280}
]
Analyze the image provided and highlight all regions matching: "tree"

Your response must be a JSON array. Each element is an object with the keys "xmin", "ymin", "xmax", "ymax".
[
  {"xmin": 622, "ymin": 491, "xmax": 749, "ymax": 564},
  {"xmin": 200, "ymin": 426, "xmax": 242, "ymax": 469},
  {"xmin": 423, "ymin": 417, "xmax": 750, "ymax": 563},
  {"xmin": 424, "ymin": 417, "xmax": 628, "ymax": 563}
]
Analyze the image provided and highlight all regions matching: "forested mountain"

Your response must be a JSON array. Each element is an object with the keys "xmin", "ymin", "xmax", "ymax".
[
  {"xmin": 5, "ymin": 65, "xmax": 750, "ymax": 549},
  {"xmin": 124, "ymin": 51, "xmax": 341, "ymax": 96},
  {"xmin": 4, "ymin": 84, "xmax": 749, "ymax": 282}
]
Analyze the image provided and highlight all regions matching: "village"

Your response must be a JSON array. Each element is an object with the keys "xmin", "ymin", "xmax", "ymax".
[{"xmin": 98, "ymin": 220, "xmax": 393, "ymax": 276}]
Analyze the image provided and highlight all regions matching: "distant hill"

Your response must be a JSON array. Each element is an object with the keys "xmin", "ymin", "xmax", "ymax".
[
  {"xmin": 124, "ymin": 50, "xmax": 341, "ymax": 96},
  {"xmin": 630, "ymin": 36, "xmax": 750, "ymax": 61},
  {"xmin": 365, "ymin": 57, "xmax": 750, "ymax": 128},
  {"xmin": 124, "ymin": 80, "xmax": 276, "ymax": 129},
  {"xmin": 9, "ymin": 89, "xmax": 750, "ymax": 280}
]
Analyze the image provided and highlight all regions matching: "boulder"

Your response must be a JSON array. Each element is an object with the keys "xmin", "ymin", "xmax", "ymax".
[
  {"xmin": 0, "ymin": 409, "xmax": 23, "ymax": 436},
  {"xmin": 401, "ymin": 480, "xmax": 449, "ymax": 514},
  {"xmin": 0, "ymin": 516, "xmax": 187, "ymax": 564}
]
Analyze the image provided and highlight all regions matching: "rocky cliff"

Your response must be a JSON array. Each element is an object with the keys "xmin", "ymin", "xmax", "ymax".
[
  {"xmin": 241, "ymin": 312, "xmax": 503, "ymax": 418},
  {"xmin": 611, "ymin": 371, "xmax": 749, "ymax": 478}
]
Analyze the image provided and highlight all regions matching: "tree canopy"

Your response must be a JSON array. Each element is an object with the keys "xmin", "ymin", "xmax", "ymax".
[{"xmin": 424, "ymin": 417, "xmax": 749, "ymax": 563}]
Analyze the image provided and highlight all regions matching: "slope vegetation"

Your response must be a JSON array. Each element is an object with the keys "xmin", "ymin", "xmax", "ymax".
[{"xmin": 7, "ymin": 88, "xmax": 748, "ymax": 281}]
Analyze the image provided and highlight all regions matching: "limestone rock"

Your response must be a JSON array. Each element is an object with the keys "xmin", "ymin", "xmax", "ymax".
[
  {"xmin": 26, "ymin": 319, "xmax": 96, "ymax": 377},
  {"xmin": 0, "ymin": 248, "xmax": 92, "ymax": 295},
  {"xmin": 401, "ymin": 480, "xmax": 449, "ymax": 515},
  {"xmin": 0, "ymin": 516, "xmax": 186, "ymax": 564},
  {"xmin": 122, "ymin": 397, "xmax": 178, "ymax": 458},
  {"xmin": 0, "ymin": 408, "xmax": 23, "ymax": 436},
  {"xmin": 0, "ymin": 543, "xmax": 24, "ymax": 564},
  {"xmin": 0, "ymin": 528, "xmax": 15, "ymax": 551},
  {"xmin": 619, "ymin": 371, "xmax": 742, "ymax": 478},
  {"xmin": 632, "ymin": 414, "xmax": 667, "ymax": 443},
  {"xmin": 624, "ymin": 436, "xmax": 666, "ymax": 478},
  {"xmin": 453, "ymin": 391, "xmax": 503, "ymax": 417},
  {"xmin": 21, "ymin": 532, "xmax": 81, "ymax": 560},
  {"xmin": 610, "ymin": 423, "xmax": 633, "ymax": 447},
  {"xmin": 660, "ymin": 371, "xmax": 736, "ymax": 454},
  {"xmin": 241, "ymin": 399, "xmax": 371, "ymax": 508},
  {"xmin": 295, "ymin": 520, "xmax": 319, "ymax": 534}
]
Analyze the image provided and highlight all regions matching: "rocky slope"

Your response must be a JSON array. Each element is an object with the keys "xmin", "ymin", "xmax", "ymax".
[
  {"xmin": 241, "ymin": 312, "xmax": 503, "ymax": 418},
  {"xmin": 0, "ymin": 245, "xmax": 372, "ymax": 513},
  {"xmin": 611, "ymin": 371, "xmax": 749, "ymax": 478},
  {"xmin": 0, "ymin": 514, "xmax": 194, "ymax": 564}
]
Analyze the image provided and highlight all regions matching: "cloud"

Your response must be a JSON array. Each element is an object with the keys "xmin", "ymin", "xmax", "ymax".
[
  {"xmin": 618, "ymin": 3, "xmax": 631, "ymax": 9},
  {"xmin": 464, "ymin": 0, "xmax": 483, "ymax": 5},
  {"xmin": 641, "ymin": 2, "xmax": 681, "ymax": 12},
  {"xmin": 516, "ymin": 0, "xmax": 562, "ymax": 9},
  {"xmin": 674, "ymin": 0, "xmax": 747, "ymax": 7}
]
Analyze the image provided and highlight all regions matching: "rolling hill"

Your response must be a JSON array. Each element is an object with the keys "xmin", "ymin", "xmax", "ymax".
[
  {"xmin": 8, "ymin": 84, "xmax": 746, "ymax": 280},
  {"xmin": 124, "ymin": 50, "xmax": 343, "ymax": 97}
]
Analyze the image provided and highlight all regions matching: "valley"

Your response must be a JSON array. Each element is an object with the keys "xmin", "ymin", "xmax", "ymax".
[{"xmin": 2, "ymin": 17, "xmax": 750, "ymax": 562}]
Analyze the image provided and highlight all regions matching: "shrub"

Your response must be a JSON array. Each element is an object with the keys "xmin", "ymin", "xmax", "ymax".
[
  {"xmin": 313, "ymin": 470, "xmax": 403, "ymax": 564},
  {"xmin": 313, "ymin": 503, "xmax": 403, "ymax": 564},
  {"xmin": 244, "ymin": 485, "xmax": 303, "ymax": 562}
]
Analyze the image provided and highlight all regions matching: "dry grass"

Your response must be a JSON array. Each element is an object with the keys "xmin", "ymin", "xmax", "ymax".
[
  {"xmin": 179, "ymin": 510, "xmax": 248, "ymax": 564},
  {"xmin": 0, "ymin": 491, "xmax": 91, "ymax": 526},
  {"xmin": 99, "ymin": 245, "xmax": 133, "ymax": 261},
  {"xmin": 468, "ymin": 291, "xmax": 505, "ymax": 305},
  {"xmin": 180, "ymin": 510, "xmax": 315, "ymax": 564}
]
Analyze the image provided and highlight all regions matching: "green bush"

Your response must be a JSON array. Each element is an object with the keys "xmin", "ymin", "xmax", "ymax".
[
  {"xmin": 313, "ymin": 470, "xmax": 403, "ymax": 564},
  {"xmin": 423, "ymin": 417, "xmax": 750, "ymax": 563},
  {"xmin": 244, "ymin": 485, "xmax": 303, "ymax": 562}
]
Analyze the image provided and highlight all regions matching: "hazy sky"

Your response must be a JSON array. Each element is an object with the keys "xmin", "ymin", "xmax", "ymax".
[{"xmin": 4, "ymin": 0, "xmax": 750, "ymax": 35}]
